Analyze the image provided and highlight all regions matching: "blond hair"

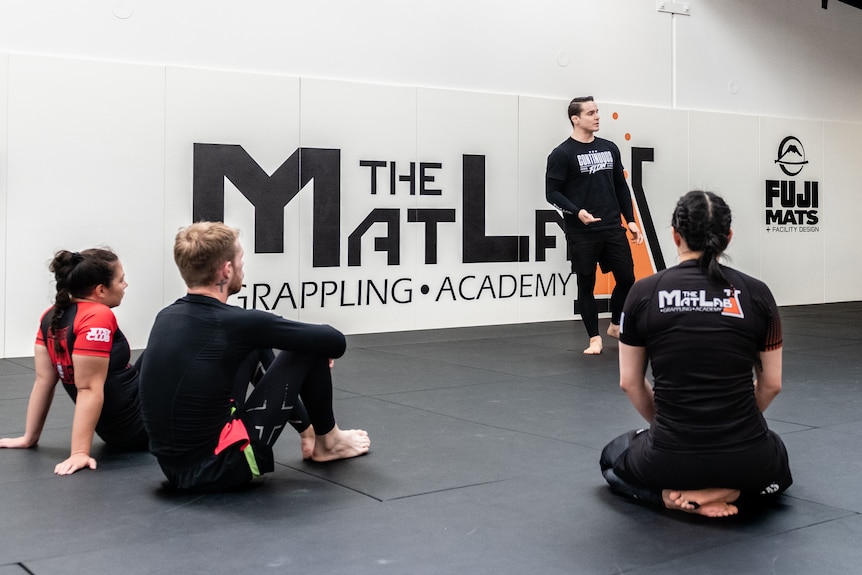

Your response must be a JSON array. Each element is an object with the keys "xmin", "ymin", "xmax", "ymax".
[{"xmin": 174, "ymin": 222, "xmax": 239, "ymax": 288}]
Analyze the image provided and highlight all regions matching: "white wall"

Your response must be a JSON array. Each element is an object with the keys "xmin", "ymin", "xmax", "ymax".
[
  {"xmin": 4, "ymin": 55, "xmax": 167, "ymax": 356},
  {"xmin": 676, "ymin": 0, "xmax": 862, "ymax": 121},
  {"xmin": 0, "ymin": 54, "xmax": 7, "ymax": 356},
  {"xmin": 0, "ymin": 0, "xmax": 860, "ymax": 357},
  {"xmin": 1, "ymin": 0, "xmax": 860, "ymax": 120}
]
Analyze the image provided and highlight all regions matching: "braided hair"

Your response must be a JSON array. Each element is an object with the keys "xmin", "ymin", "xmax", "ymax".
[
  {"xmin": 671, "ymin": 191, "xmax": 732, "ymax": 285},
  {"xmin": 48, "ymin": 248, "xmax": 119, "ymax": 353}
]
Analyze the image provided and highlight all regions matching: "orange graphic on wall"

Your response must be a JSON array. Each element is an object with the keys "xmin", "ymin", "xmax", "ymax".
[
  {"xmin": 592, "ymin": 206, "xmax": 656, "ymax": 297},
  {"xmin": 593, "ymin": 109, "xmax": 658, "ymax": 296}
]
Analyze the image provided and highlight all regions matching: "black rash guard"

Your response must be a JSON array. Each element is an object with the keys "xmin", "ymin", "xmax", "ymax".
[
  {"xmin": 545, "ymin": 136, "xmax": 635, "ymax": 235},
  {"xmin": 139, "ymin": 294, "xmax": 346, "ymax": 469},
  {"xmin": 615, "ymin": 261, "xmax": 790, "ymax": 491}
]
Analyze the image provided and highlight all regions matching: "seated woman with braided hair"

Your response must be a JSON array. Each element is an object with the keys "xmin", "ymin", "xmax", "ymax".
[
  {"xmin": 0, "ymin": 248, "xmax": 148, "ymax": 475},
  {"xmin": 600, "ymin": 191, "xmax": 792, "ymax": 517}
]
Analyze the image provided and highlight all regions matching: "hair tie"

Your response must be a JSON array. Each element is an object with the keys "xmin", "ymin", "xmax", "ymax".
[{"xmin": 71, "ymin": 251, "xmax": 84, "ymax": 264}]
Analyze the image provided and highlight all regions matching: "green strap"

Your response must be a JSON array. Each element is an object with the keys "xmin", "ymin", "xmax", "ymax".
[
  {"xmin": 229, "ymin": 405, "xmax": 259, "ymax": 477},
  {"xmin": 243, "ymin": 443, "xmax": 261, "ymax": 477}
]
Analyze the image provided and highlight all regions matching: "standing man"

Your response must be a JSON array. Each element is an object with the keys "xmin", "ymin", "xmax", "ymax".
[
  {"xmin": 139, "ymin": 222, "xmax": 370, "ymax": 492},
  {"xmin": 546, "ymin": 96, "xmax": 643, "ymax": 355}
]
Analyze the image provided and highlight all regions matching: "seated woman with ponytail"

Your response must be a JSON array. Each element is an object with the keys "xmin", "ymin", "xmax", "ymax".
[
  {"xmin": 600, "ymin": 191, "xmax": 792, "ymax": 517},
  {"xmin": 0, "ymin": 248, "xmax": 148, "ymax": 475}
]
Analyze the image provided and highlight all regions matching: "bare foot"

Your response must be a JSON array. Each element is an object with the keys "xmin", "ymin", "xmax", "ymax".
[
  {"xmin": 607, "ymin": 323, "xmax": 620, "ymax": 339},
  {"xmin": 311, "ymin": 426, "xmax": 371, "ymax": 462},
  {"xmin": 695, "ymin": 501, "xmax": 739, "ymax": 517},
  {"xmin": 300, "ymin": 425, "xmax": 316, "ymax": 459},
  {"xmin": 584, "ymin": 336, "xmax": 603, "ymax": 355},
  {"xmin": 668, "ymin": 487, "xmax": 740, "ymax": 508},
  {"xmin": 662, "ymin": 488, "xmax": 741, "ymax": 518}
]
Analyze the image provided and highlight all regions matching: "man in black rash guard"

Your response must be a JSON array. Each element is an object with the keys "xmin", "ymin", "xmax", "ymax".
[
  {"xmin": 546, "ymin": 96, "xmax": 643, "ymax": 355},
  {"xmin": 139, "ymin": 222, "xmax": 370, "ymax": 491},
  {"xmin": 600, "ymin": 191, "xmax": 792, "ymax": 518}
]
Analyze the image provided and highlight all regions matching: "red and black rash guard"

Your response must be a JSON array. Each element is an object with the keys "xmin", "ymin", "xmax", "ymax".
[
  {"xmin": 620, "ymin": 260, "xmax": 783, "ymax": 454},
  {"xmin": 36, "ymin": 302, "xmax": 145, "ymax": 448}
]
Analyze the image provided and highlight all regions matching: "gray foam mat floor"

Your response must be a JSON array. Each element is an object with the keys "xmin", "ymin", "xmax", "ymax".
[{"xmin": 1, "ymin": 302, "xmax": 861, "ymax": 574}]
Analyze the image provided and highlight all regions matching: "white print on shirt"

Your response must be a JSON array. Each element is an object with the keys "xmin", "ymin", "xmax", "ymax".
[
  {"xmin": 85, "ymin": 327, "xmax": 112, "ymax": 343},
  {"xmin": 657, "ymin": 288, "xmax": 745, "ymax": 319},
  {"xmin": 760, "ymin": 483, "xmax": 780, "ymax": 495},
  {"xmin": 577, "ymin": 150, "xmax": 613, "ymax": 175}
]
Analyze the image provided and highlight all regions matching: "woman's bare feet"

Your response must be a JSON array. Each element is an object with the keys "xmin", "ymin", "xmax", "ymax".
[
  {"xmin": 584, "ymin": 336, "xmax": 603, "ymax": 355},
  {"xmin": 607, "ymin": 323, "xmax": 621, "ymax": 339},
  {"xmin": 662, "ymin": 488, "xmax": 741, "ymax": 518},
  {"xmin": 311, "ymin": 426, "xmax": 371, "ymax": 462},
  {"xmin": 300, "ymin": 425, "xmax": 316, "ymax": 460}
]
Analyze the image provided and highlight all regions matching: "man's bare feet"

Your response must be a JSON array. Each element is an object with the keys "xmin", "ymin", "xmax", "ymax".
[
  {"xmin": 607, "ymin": 323, "xmax": 620, "ymax": 339},
  {"xmin": 662, "ymin": 488, "xmax": 741, "ymax": 518},
  {"xmin": 300, "ymin": 425, "xmax": 316, "ymax": 459},
  {"xmin": 584, "ymin": 335, "xmax": 603, "ymax": 355},
  {"xmin": 311, "ymin": 426, "xmax": 371, "ymax": 462}
]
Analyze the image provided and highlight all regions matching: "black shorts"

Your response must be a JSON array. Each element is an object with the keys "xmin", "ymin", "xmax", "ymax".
[
  {"xmin": 566, "ymin": 227, "xmax": 633, "ymax": 276},
  {"xmin": 158, "ymin": 439, "xmax": 275, "ymax": 492}
]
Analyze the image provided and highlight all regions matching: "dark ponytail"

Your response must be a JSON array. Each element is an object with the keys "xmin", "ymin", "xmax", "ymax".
[
  {"xmin": 671, "ymin": 191, "xmax": 732, "ymax": 285},
  {"xmin": 48, "ymin": 248, "xmax": 119, "ymax": 353}
]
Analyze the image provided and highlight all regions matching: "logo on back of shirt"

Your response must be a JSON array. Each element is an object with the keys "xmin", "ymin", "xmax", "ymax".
[
  {"xmin": 85, "ymin": 327, "xmax": 112, "ymax": 343},
  {"xmin": 577, "ymin": 150, "xmax": 613, "ymax": 175},
  {"xmin": 657, "ymin": 288, "xmax": 744, "ymax": 318},
  {"xmin": 721, "ymin": 289, "xmax": 744, "ymax": 319}
]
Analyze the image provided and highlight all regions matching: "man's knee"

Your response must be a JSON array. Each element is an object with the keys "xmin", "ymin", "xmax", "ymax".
[
  {"xmin": 576, "ymin": 271, "xmax": 598, "ymax": 291},
  {"xmin": 612, "ymin": 267, "xmax": 635, "ymax": 290}
]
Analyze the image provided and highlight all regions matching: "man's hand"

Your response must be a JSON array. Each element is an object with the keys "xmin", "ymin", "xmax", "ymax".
[
  {"xmin": 628, "ymin": 222, "xmax": 644, "ymax": 245},
  {"xmin": 578, "ymin": 209, "xmax": 601, "ymax": 225}
]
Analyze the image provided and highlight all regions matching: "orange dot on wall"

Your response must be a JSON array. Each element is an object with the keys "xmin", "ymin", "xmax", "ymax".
[
  {"xmin": 625, "ymin": 133, "xmax": 631, "ymax": 141},
  {"xmin": 612, "ymin": 112, "xmax": 619, "ymax": 120}
]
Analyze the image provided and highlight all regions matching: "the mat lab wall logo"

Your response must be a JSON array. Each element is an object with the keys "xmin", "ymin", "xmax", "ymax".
[
  {"xmin": 193, "ymin": 145, "xmax": 562, "ymax": 266},
  {"xmin": 765, "ymin": 136, "xmax": 820, "ymax": 233},
  {"xmin": 192, "ymin": 143, "xmax": 661, "ymax": 311}
]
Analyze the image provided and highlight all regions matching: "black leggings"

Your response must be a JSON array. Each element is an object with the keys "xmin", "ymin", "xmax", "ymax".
[
  {"xmin": 568, "ymin": 229, "xmax": 635, "ymax": 337},
  {"xmin": 231, "ymin": 349, "xmax": 337, "ymax": 448}
]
